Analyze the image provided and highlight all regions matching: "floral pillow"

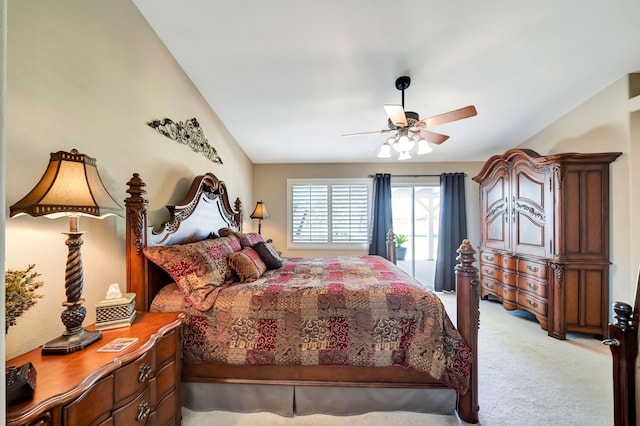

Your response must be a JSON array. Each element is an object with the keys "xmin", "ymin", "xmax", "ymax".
[
  {"xmin": 228, "ymin": 247, "xmax": 267, "ymax": 282},
  {"xmin": 143, "ymin": 235, "xmax": 241, "ymax": 311},
  {"xmin": 218, "ymin": 227, "xmax": 264, "ymax": 248}
]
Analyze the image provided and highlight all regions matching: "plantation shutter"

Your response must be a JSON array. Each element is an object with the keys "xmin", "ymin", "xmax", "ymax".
[
  {"xmin": 291, "ymin": 184, "xmax": 329, "ymax": 243},
  {"xmin": 331, "ymin": 184, "xmax": 369, "ymax": 243}
]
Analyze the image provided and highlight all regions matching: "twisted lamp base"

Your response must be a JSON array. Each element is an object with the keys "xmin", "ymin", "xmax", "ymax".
[{"xmin": 42, "ymin": 217, "xmax": 102, "ymax": 355}]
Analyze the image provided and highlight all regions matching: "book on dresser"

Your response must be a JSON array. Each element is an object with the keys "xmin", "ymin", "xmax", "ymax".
[{"xmin": 473, "ymin": 148, "xmax": 621, "ymax": 339}]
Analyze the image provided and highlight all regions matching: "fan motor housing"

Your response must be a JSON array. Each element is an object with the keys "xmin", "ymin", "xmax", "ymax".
[{"xmin": 388, "ymin": 111, "xmax": 419, "ymax": 130}]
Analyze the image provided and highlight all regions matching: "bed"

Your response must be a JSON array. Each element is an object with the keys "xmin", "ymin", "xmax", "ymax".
[{"xmin": 124, "ymin": 172, "xmax": 480, "ymax": 423}]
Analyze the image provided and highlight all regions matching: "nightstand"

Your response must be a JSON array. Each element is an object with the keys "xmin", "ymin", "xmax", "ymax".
[{"xmin": 6, "ymin": 311, "xmax": 184, "ymax": 426}]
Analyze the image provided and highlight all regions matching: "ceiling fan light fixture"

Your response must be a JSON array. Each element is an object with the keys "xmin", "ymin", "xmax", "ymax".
[
  {"xmin": 344, "ymin": 76, "xmax": 477, "ymax": 161},
  {"xmin": 416, "ymin": 139, "xmax": 433, "ymax": 155}
]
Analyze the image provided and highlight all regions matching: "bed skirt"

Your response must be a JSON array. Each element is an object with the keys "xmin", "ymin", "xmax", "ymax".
[{"xmin": 182, "ymin": 382, "xmax": 457, "ymax": 417}]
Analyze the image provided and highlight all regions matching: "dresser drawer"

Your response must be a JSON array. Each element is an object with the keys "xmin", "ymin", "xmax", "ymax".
[
  {"xmin": 63, "ymin": 375, "xmax": 114, "ymax": 426},
  {"xmin": 155, "ymin": 361, "xmax": 177, "ymax": 402},
  {"xmin": 156, "ymin": 331, "xmax": 178, "ymax": 368},
  {"xmin": 517, "ymin": 259, "xmax": 547, "ymax": 280},
  {"xmin": 480, "ymin": 264, "xmax": 502, "ymax": 282},
  {"xmin": 517, "ymin": 293, "xmax": 547, "ymax": 317},
  {"xmin": 517, "ymin": 276, "xmax": 547, "ymax": 298},
  {"xmin": 480, "ymin": 251, "xmax": 501, "ymax": 267},
  {"xmin": 501, "ymin": 254, "xmax": 517, "ymax": 271},
  {"xmin": 155, "ymin": 390, "xmax": 179, "ymax": 426},
  {"xmin": 502, "ymin": 270, "xmax": 516, "ymax": 286},
  {"xmin": 502, "ymin": 285, "xmax": 517, "ymax": 303},
  {"xmin": 112, "ymin": 384, "xmax": 153, "ymax": 425},
  {"xmin": 480, "ymin": 277, "xmax": 502, "ymax": 298},
  {"xmin": 114, "ymin": 351, "xmax": 153, "ymax": 406}
]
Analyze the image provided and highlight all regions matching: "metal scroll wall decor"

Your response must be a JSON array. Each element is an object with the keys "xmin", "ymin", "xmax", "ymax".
[{"xmin": 147, "ymin": 117, "xmax": 223, "ymax": 164}]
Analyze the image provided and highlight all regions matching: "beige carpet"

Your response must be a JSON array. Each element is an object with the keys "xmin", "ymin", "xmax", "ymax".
[{"xmin": 181, "ymin": 293, "xmax": 613, "ymax": 426}]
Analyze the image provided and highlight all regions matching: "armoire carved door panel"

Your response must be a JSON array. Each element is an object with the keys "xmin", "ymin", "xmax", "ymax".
[
  {"xmin": 511, "ymin": 165, "xmax": 550, "ymax": 257},
  {"xmin": 481, "ymin": 167, "xmax": 509, "ymax": 251}
]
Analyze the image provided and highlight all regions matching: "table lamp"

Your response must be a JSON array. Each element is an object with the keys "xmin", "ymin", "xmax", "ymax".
[
  {"xmin": 250, "ymin": 200, "xmax": 271, "ymax": 235},
  {"xmin": 10, "ymin": 149, "xmax": 122, "ymax": 355}
]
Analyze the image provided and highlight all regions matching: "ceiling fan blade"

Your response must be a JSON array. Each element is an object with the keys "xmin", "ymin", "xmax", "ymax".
[
  {"xmin": 384, "ymin": 104, "xmax": 408, "ymax": 127},
  {"xmin": 341, "ymin": 129, "xmax": 392, "ymax": 137},
  {"xmin": 420, "ymin": 130, "xmax": 450, "ymax": 145},
  {"xmin": 415, "ymin": 105, "xmax": 477, "ymax": 128}
]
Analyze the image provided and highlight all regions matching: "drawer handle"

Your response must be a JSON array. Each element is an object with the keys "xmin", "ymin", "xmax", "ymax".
[
  {"xmin": 526, "ymin": 299, "xmax": 539, "ymax": 308},
  {"xmin": 485, "ymin": 269, "xmax": 494, "ymax": 276},
  {"xmin": 485, "ymin": 255, "xmax": 494, "ymax": 262},
  {"xmin": 137, "ymin": 401, "xmax": 151, "ymax": 422},
  {"xmin": 526, "ymin": 282, "xmax": 539, "ymax": 291},
  {"xmin": 138, "ymin": 364, "xmax": 153, "ymax": 382},
  {"xmin": 527, "ymin": 265, "xmax": 539, "ymax": 273},
  {"xmin": 486, "ymin": 282, "xmax": 495, "ymax": 289}
]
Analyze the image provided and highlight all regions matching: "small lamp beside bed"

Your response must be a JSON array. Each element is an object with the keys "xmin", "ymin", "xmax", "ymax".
[
  {"xmin": 10, "ymin": 149, "xmax": 122, "ymax": 354},
  {"xmin": 250, "ymin": 200, "xmax": 271, "ymax": 235}
]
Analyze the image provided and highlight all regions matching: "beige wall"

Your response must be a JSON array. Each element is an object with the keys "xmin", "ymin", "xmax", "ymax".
[
  {"xmin": 4, "ymin": 0, "xmax": 253, "ymax": 359},
  {"xmin": 254, "ymin": 162, "xmax": 484, "ymax": 258},
  {"xmin": 520, "ymin": 75, "xmax": 638, "ymax": 306}
]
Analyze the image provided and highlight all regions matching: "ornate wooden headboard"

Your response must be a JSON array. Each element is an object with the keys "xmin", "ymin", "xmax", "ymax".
[{"xmin": 124, "ymin": 172, "xmax": 242, "ymax": 311}]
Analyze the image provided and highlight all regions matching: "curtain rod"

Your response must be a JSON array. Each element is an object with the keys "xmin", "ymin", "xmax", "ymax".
[{"xmin": 368, "ymin": 173, "xmax": 466, "ymax": 178}]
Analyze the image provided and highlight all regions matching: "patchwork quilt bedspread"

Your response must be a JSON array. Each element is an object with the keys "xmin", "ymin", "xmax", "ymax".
[{"xmin": 151, "ymin": 255, "xmax": 472, "ymax": 394}]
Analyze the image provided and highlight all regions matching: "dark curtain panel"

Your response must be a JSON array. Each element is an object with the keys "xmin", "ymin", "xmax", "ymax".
[
  {"xmin": 434, "ymin": 173, "xmax": 468, "ymax": 292},
  {"xmin": 369, "ymin": 173, "xmax": 393, "ymax": 257}
]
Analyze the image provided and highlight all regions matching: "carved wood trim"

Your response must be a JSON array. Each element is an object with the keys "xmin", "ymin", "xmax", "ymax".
[{"xmin": 549, "ymin": 262, "xmax": 565, "ymax": 291}]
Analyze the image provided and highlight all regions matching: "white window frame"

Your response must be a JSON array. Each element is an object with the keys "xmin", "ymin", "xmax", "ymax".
[{"xmin": 287, "ymin": 178, "xmax": 372, "ymax": 250}]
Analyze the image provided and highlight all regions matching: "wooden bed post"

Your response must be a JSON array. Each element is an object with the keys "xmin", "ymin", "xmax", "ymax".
[
  {"xmin": 124, "ymin": 173, "xmax": 149, "ymax": 312},
  {"xmin": 604, "ymin": 270, "xmax": 640, "ymax": 426},
  {"xmin": 455, "ymin": 239, "xmax": 480, "ymax": 424}
]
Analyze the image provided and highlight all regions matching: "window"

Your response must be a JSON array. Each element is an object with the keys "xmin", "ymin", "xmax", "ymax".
[{"xmin": 287, "ymin": 179, "xmax": 371, "ymax": 249}]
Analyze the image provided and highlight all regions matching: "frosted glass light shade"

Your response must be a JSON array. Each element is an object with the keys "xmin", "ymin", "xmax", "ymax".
[
  {"xmin": 394, "ymin": 135, "xmax": 414, "ymax": 153},
  {"xmin": 377, "ymin": 143, "xmax": 392, "ymax": 158},
  {"xmin": 416, "ymin": 140, "xmax": 433, "ymax": 155}
]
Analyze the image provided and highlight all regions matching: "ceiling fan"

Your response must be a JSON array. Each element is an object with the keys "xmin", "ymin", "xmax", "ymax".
[{"xmin": 343, "ymin": 76, "xmax": 477, "ymax": 160}]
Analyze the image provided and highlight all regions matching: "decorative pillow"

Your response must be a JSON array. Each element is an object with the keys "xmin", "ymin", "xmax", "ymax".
[
  {"xmin": 238, "ymin": 232, "xmax": 264, "ymax": 248},
  {"xmin": 143, "ymin": 235, "xmax": 242, "ymax": 311},
  {"xmin": 252, "ymin": 241, "xmax": 283, "ymax": 270},
  {"xmin": 228, "ymin": 247, "xmax": 267, "ymax": 282},
  {"xmin": 218, "ymin": 227, "xmax": 238, "ymax": 238},
  {"xmin": 196, "ymin": 236, "xmax": 243, "ymax": 283},
  {"xmin": 218, "ymin": 227, "xmax": 264, "ymax": 248}
]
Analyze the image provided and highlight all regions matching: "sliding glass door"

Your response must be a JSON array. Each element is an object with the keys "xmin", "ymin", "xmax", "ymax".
[{"xmin": 391, "ymin": 184, "xmax": 440, "ymax": 288}]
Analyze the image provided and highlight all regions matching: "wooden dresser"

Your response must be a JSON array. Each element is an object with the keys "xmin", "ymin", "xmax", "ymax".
[
  {"xmin": 6, "ymin": 311, "xmax": 184, "ymax": 426},
  {"xmin": 473, "ymin": 149, "xmax": 621, "ymax": 339}
]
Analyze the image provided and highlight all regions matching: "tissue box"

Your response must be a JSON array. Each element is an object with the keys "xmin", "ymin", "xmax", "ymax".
[{"xmin": 95, "ymin": 293, "xmax": 136, "ymax": 330}]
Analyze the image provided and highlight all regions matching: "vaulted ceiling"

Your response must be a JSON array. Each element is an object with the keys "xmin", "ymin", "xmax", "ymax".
[{"xmin": 132, "ymin": 0, "xmax": 640, "ymax": 163}]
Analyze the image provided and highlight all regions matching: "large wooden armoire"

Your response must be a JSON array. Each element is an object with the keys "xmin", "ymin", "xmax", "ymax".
[{"xmin": 473, "ymin": 149, "xmax": 621, "ymax": 339}]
